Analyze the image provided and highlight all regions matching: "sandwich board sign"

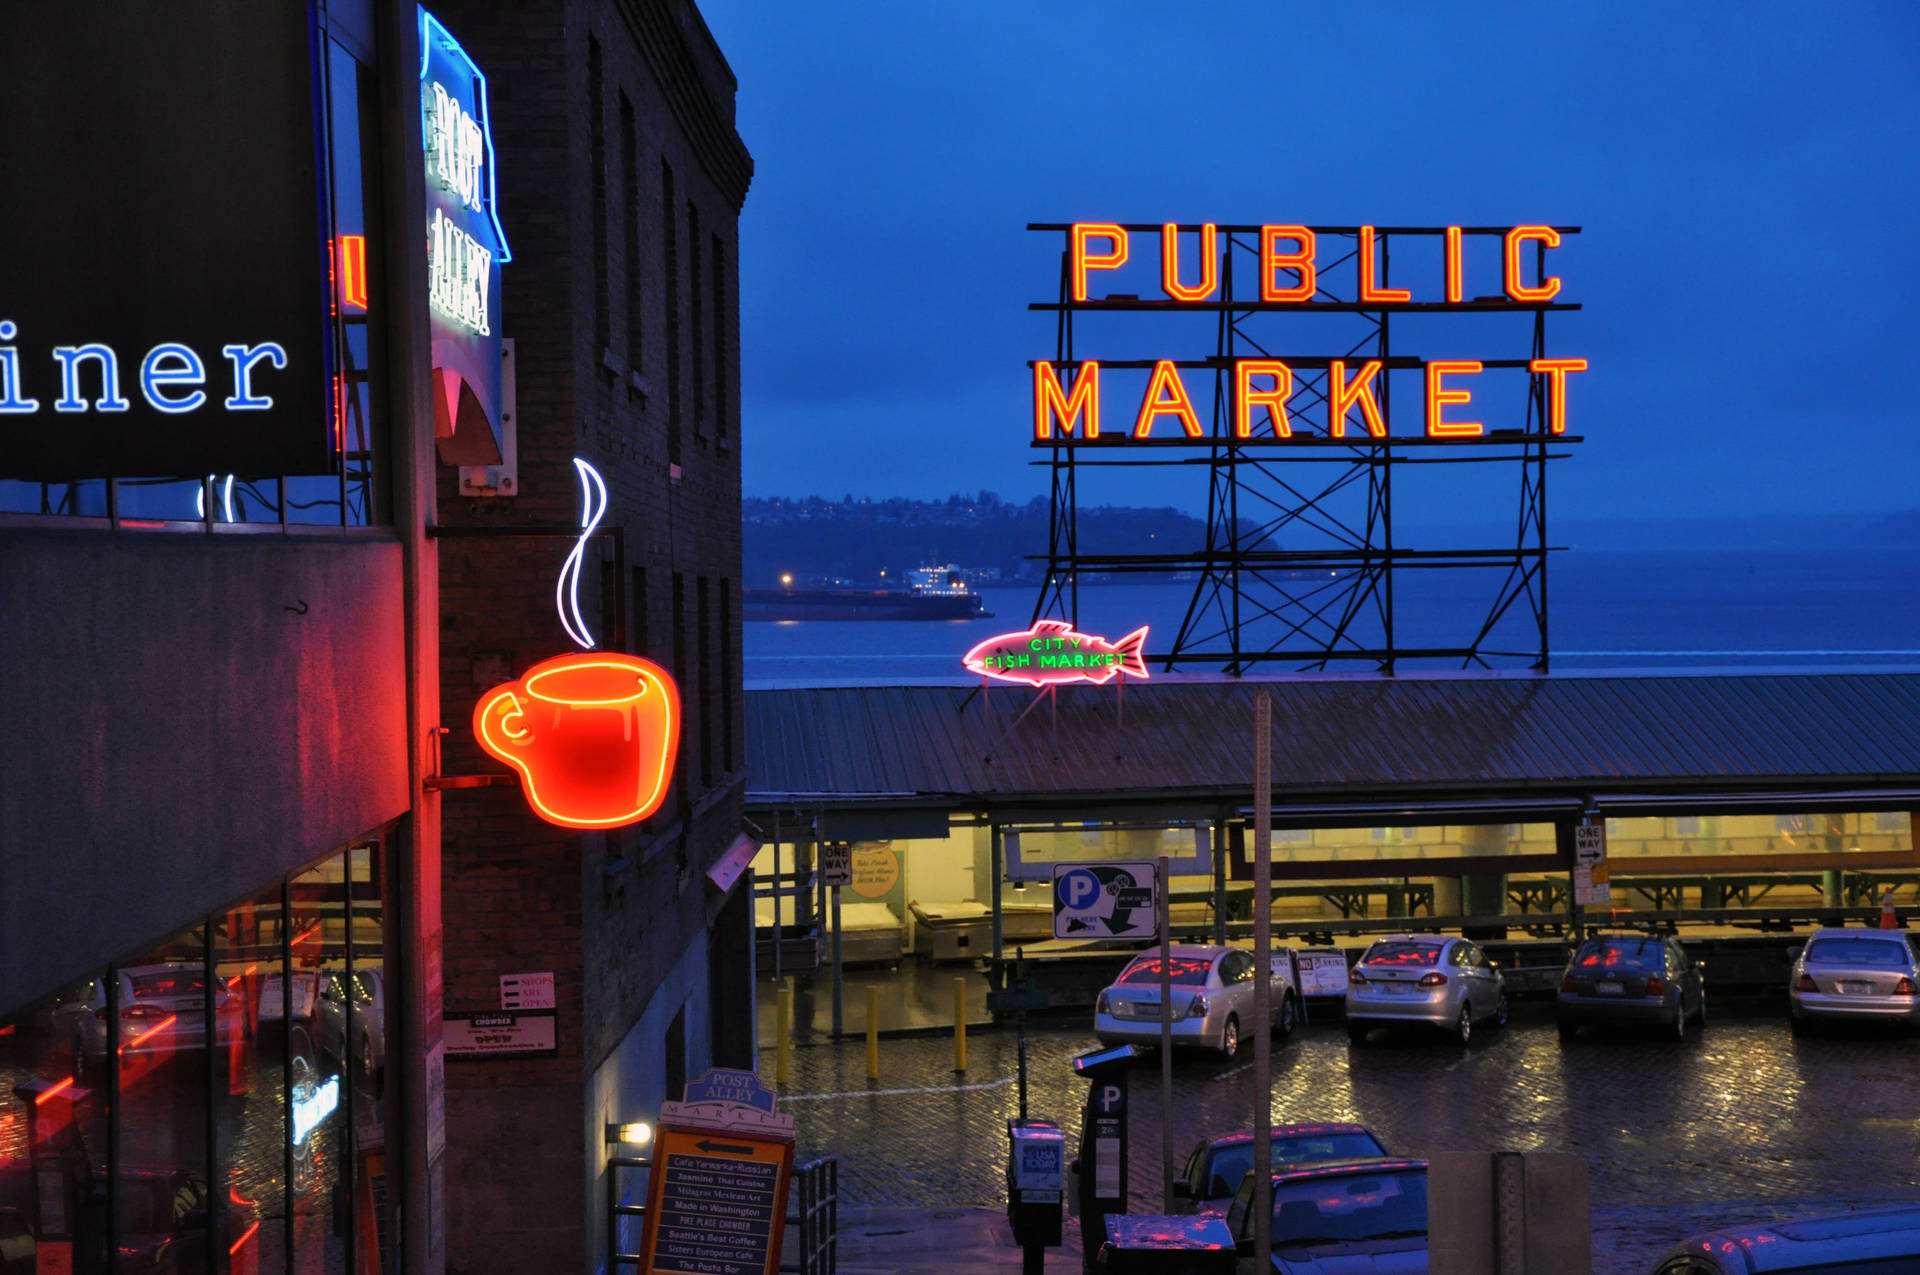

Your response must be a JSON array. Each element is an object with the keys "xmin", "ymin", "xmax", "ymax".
[
  {"xmin": 1053, "ymin": 861, "xmax": 1158, "ymax": 940},
  {"xmin": 638, "ymin": 1068, "xmax": 795, "ymax": 1275}
]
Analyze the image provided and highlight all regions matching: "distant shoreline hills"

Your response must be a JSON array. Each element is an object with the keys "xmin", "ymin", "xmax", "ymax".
[{"xmin": 743, "ymin": 495, "xmax": 1919, "ymax": 589}]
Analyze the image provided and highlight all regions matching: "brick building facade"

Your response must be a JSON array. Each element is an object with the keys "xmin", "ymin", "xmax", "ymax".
[{"xmin": 424, "ymin": 2, "xmax": 753, "ymax": 1269}]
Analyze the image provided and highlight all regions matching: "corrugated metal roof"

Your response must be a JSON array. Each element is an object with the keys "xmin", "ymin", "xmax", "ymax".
[{"xmin": 745, "ymin": 673, "xmax": 1920, "ymax": 808}]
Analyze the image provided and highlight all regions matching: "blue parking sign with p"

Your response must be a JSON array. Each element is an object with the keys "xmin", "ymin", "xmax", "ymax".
[{"xmin": 1058, "ymin": 868, "xmax": 1101, "ymax": 911}]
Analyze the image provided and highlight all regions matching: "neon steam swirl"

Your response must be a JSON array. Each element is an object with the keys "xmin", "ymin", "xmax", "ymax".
[{"xmin": 555, "ymin": 458, "xmax": 606, "ymax": 649}]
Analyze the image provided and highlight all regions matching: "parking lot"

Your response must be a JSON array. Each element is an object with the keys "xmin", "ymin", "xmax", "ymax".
[{"xmin": 763, "ymin": 999, "xmax": 1920, "ymax": 1274}]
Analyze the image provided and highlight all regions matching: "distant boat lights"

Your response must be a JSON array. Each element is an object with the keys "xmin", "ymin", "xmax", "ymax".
[{"xmin": 470, "ymin": 458, "xmax": 682, "ymax": 830}]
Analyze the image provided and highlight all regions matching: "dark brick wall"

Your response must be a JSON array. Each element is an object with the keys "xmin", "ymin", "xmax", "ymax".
[{"xmin": 425, "ymin": 0, "xmax": 750, "ymax": 1269}]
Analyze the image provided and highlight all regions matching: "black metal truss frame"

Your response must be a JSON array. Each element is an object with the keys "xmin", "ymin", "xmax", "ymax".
[{"xmin": 1027, "ymin": 222, "xmax": 1581, "ymax": 675}]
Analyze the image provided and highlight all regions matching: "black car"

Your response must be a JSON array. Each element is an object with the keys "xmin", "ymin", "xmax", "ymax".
[{"xmin": 1557, "ymin": 931, "xmax": 1705, "ymax": 1040}]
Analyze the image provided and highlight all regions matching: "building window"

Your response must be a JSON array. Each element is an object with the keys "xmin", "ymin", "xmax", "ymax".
[
  {"xmin": 672, "ymin": 571, "xmax": 688, "ymax": 819},
  {"xmin": 620, "ymin": 92, "xmax": 642, "ymax": 388},
  {"xmin": 689, "ymin": 202, "xmax": 704, "ymax": 436},
  {"xmin": 698, "ymin": 574, "xmax": 713, "ymax": 787},
  {"xmin": 662, "ymin": 161, "xmax": 681, "ymax": 466},
  {"xmin": 720, "ymin": 576, "xmax": 734, "ymax": 772},
  {"xmin": 711, "ymin": 234, "xmax": 727, "ymax": 444},
  {"xmin": 588, "ymin": 36, "xmax": 609, "ymax": 356}
]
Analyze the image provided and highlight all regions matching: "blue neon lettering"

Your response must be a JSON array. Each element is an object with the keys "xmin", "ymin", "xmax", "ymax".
[
  {"xmin": 52, "ymin": 343, "xmax": 131, "ymax": 413},
  {"xmin": 140, "ymin": 344, "xmax": 207, "ymax": 413},
  {"xmin": 0, "ymin": 320, "xmax": 37, "ymax": 414},
  {"xmin": 221, "ymin": 342, "xmax": 287, "ymax": 410}
]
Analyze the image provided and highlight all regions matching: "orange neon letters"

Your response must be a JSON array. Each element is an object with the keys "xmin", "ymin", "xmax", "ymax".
[
  {"xmin": 1444, "ymin": 226, "xmax": 1464, "ymax": 305},
  {"xmin": 473, "ymin": 652, "xmax": 681, "ymax": 829},
  {"xmin": 338, "ymin": 235, "xmax": 369, "ymax": 312},
  {"xmin": 1529, "ymin": 357, "xmax": 1588, "ymax": 433},
  {"xmin": 1134, "ymin": 360, "xmax": 1202, "ymax": 438},
  {"xmin": 1234, "ymin": 360, "xmax": 1293, "ymax": 437},
  {"xmin": 1071, "ymin": 223, "xmax": 1128, "ymax": 303},
  {"xmin": 1161, "ymin": 223, "xmax": 1219, "ymax": 302},
  {"xmin": 1260, "ymin": 225, "xmax": 1316, "ymax": 302},
  {"xmin": 1425, "ymin": 361, "xmax": 1484, "ymax": 437},
  {"xmin": 1357, "ymin": 226, "xmax": 1410, "ymax": 303},
  {"xmin": 1034, "ymin": 361, "xmax": 1100, "ymax": 439},
  {"xmin": 1328, "ymin": 360, "xmax": 1387, "ymax": 437},
  {"xmin": 1504, "ymin": 225, "xmax": 1562, "ymax": 302}
]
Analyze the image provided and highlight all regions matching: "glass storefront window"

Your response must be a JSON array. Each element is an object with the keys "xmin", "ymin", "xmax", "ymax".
[
  {"xmin": 347, "ymin": 842, "xmax": 392, "ymax": 1275},
  {"xmin": 218, "ymin": 880, "xmax": 292, "ymax": 1273},
  {"xmin": 292, "ymin": 854, "xmax": 348, "ymax": 1274}
]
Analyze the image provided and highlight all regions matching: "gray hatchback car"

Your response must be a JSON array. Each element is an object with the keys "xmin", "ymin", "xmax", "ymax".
[
  {"xmin": 1789, "ymin": 927, "xmax": 1920, "ymax": 1032},
  {"xmin": 1345, "ymin": 935, "xmax": 1506, "ymax": 1045}
]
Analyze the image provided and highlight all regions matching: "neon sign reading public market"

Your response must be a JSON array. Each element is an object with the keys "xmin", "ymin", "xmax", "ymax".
[{"xmin": 1034, "ymin": 222, "xmax": 1588, "ymax": 443}]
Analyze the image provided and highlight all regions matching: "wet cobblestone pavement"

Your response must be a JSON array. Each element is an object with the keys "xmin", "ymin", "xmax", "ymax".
[{"xmin": 764, "ymin": 1000, "xmax": 1920, "ymax": 1274}]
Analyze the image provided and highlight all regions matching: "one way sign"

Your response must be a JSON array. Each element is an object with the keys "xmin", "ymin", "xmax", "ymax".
[{"xmin": 1053, "ymin": 861, "xmax": 1159, "ymax": 940}]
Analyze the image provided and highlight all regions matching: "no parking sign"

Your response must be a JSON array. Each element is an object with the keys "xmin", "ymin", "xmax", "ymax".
[{"xmin": 1052, "ymin": 861, "xmax": 1158, "ymax": 939}]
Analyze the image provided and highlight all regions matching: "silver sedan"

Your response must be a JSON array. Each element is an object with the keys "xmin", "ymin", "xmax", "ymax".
[
  {"xmin": 1790, "ymin": 927, "xmax": 1920, "ymax": 1032},
  {"xmin": 1094, "ymin": 944, "xmax": 1299, "ymax": 1059},
  {"xmin": 1345, "ymin": 934, "xmax": 1507, "ymax": 1044}
]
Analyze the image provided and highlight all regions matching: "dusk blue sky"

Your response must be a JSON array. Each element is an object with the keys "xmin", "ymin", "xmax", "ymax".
[{"xmin": 701, "ymin": 2, "xmax": 1919, "ymax": 534}]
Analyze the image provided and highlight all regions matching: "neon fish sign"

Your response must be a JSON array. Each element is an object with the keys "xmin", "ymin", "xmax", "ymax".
[{"xmin": 963, "ymin": 620, "xmax": 1149, "ymax": 688}]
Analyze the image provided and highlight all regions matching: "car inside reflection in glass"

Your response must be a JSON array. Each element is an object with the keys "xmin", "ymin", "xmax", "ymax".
[
  {"xmin": 1173, "ymin": 1123, "xmax": 1388, "ymax": 1215},
  {"xmin": 1093, "ymin": 944, "xmax": 1299, "ymax": 1060},
  {"xmin": 1647, "ymin": 1202, "xmax": 1920, "ymax": 1273},
  {"xmin": 1225, "ymin": 1158, "xmax": 1429, "ymax": 1273},
  {"xmin": 1345, "ymin": 935, "xmax": 1506, "ymax": 1045},
  {"xmin": 49, "ymin": 962, "xmax": 243, "ymax": 1081},
  {"xmin": 1789, "ymin": 926, "xmax": 1920, "ymax": 1033},
  {"xmin": 1557, "ymin": 931, "xmax": 1706, "ymax": 1041}
]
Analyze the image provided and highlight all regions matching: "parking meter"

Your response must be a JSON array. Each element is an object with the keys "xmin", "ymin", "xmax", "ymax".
[
  {"xmin": 1007, "ymin": 1116, "xmax": 1065, "ymax": 1269},
  {"xmin": 1072, "ymin": 1044, "xmax": 1139, "ymax": 1271}
]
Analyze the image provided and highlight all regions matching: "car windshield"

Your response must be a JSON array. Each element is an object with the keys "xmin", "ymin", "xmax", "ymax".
[
  {"xmin": 1208, "ymin": 1134, "xmax": 1390, "ymax": 1197},
  {"xmin": 1805, "ymin": 937, "xmax": 1911, "ymax": 968},
  {"xmin": 1360, "ymin": 943, "xmax": 1440, "ymax": 968},
  {"xmin": 1575, "ymin": 939, "xmax": 1663, "ymax": 970},
  {"xmin": 1120, "ymin": 956, "xmax": 1212, "ymax": 986},
  {"xmin": 1272, "ymin": 1169, "xmax": 1426, "ymax": 1246}
]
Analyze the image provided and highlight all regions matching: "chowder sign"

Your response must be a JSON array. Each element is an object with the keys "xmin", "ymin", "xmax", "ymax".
[{"xmin": 421, "ymin": 8, "xmax": 511, "ymax": 465}]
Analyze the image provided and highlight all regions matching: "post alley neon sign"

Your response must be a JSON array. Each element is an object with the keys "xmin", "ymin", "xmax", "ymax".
[
  {"xmin": 471, "ymin": 460, "xmax": 682, "ymax": 830},
  {"xmin": 1033, "ymin": 222, "xmax": 1588, "ymax": 443}
]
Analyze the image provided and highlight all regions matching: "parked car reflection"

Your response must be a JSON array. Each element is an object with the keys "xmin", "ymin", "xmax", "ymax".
[
  {"xmin": 315, "ymin": 967, "xmax": 386, "ymax": 1082},
  {"xmin": 49, "ymin": 963, "xmax": 241, "ymax": 1082}
]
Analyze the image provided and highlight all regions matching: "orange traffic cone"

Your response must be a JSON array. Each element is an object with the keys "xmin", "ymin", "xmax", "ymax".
[{"xmin": 1880, "ymin": 886, "xmax": 1897, "ymax": 930}]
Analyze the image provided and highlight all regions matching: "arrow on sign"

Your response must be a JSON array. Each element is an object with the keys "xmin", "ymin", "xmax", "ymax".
[{"xmin": 695, "ymin": 1139, "xmax": 755, "ymax": 1155}]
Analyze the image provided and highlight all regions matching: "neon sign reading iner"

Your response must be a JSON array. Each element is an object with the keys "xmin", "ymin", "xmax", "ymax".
[
  {"xmin": 0, "ymin": 321, "xmax": 290, "ymax": 417},
  {"xmin": 1040, "ymin": 222, "xmax": 1587, "ymax": 443}
]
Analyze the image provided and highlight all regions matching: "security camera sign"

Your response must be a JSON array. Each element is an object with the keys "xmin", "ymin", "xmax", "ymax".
[{"xmin": 1053, "ymin": 861, "xmax": 1159, "ymax": 940}]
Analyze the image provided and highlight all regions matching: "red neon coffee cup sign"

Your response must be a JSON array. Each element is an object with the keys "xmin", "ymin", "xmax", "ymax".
[
  {"xmin": 474, "ymin": 652, "xmax": 680, "ymax": 829},
  {"xmin": 471, "ymin": 458, "xmax": 682, "ymax": 830}
]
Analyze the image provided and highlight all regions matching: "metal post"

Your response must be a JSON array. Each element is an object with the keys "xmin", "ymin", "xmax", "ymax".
[
  {"xmin": 776, "ymin": 980, "xmax": 792, "ymax": 1088},
  {"xmin": 953, "ymin": 978, "xmax": 967, "ymax": 1073},
  {"xmin": 1212, "ymin": 817, "xmax": 1228, "ymax": 947},
  {"xmin": 831, "ymin": 881, "xmax": 844, "ymax": 1039},
  {"xmin": 1016, "ymin": 947, "xmax": 1029, "ymax": 1120},
  {"xmin": 990, "ymin": 823, "xmax": 1005, "ymax": 963},
  {"xmin": 772, "ymin": 812, "xmax": 783, "ymax": 983},
  {"xmin": 865, "ymin": 985, "xmax": 879, "ymax": 1080},
  {"xmin": 1253, "ymin": 691, "xmax": 1273, "ymax": 1270},
  {"xmin": 1158, "ymin": 853, "xmax": 1174, "ymax": 1214}
]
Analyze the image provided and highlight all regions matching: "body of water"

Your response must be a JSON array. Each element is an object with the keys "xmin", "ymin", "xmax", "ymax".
[{"xmin": 746, "ymin": 548, "xmax": 1920, "ymax": 686}]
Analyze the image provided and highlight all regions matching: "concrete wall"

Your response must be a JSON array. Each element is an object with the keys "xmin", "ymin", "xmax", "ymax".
[{"xmin": 0, "ymin": 528, "xmax": 410, "ymax": 1013}]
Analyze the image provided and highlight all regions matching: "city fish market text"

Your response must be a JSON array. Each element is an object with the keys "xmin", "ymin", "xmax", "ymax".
[{"xmin": 963, "ymin": 620, "xmax": 1149, "ymax": 688}]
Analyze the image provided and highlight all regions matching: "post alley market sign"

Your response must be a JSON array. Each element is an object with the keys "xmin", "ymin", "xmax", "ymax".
[
  {"xmin": 421, "ymin": 7, "xmax": 511, "ymax": 466},
  {"xmin": 1032, "ymin": 222, "xmax": 1588, "ymax": 444}
]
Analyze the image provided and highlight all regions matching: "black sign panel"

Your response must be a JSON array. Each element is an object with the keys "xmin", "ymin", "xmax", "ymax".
[{"xmin": 0, "ymin": 2, "xmax": 332, "ymax": 479}]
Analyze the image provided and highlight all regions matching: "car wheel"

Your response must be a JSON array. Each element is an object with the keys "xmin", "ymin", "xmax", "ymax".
[
  {"xmin": 1218, "ymin": 1015, "xmax": 1240, "ymax": 1060},
  {"xmin": 1556, "ymin": 1018, "xmax": 1578, "ymax": 1042},
  {"xmin": 1346, "ymin": 1020, "xmax": 1370, "ymax": 1046},
  {"xmin": 1695, "ymin": 990, "xmax": 1707, "ymax": 1027},
  {"xmin": 1672, "ymin": 1001, "xmax": 1688, "ymax": 1041},
  {"xmin": 1454, "ymin": 1004, "xmax": 1472, "ymax": 1045},
  {"xmin": 1789, "ymin": 1013, "xmax": 1808, "ymax": 1036},
  {"xmin": 70, "ymin": 1033, "xmax": 89, "ymax": 1085},
  {"xmin": 1494, "ymin": 993, "xmax": 1509, "ymax": 1028},
  {"xmin": 359, "ymin": 1033, "xmax": 376, "ymax": 1082},
  {"xmin": 1274, "ymin": 994, "xmax": 1298, "ymax": 1041}
]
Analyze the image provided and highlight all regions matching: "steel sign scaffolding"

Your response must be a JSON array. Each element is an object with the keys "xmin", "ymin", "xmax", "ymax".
[{"xmin": 1027, "ymin": 222, "xmax": 1584, "ymax": 674}]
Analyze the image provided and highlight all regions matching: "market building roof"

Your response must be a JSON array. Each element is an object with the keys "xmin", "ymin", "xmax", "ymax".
[{"xmin": 745, "ymin": 671, "xmax": 1920, "ymax": 813}]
